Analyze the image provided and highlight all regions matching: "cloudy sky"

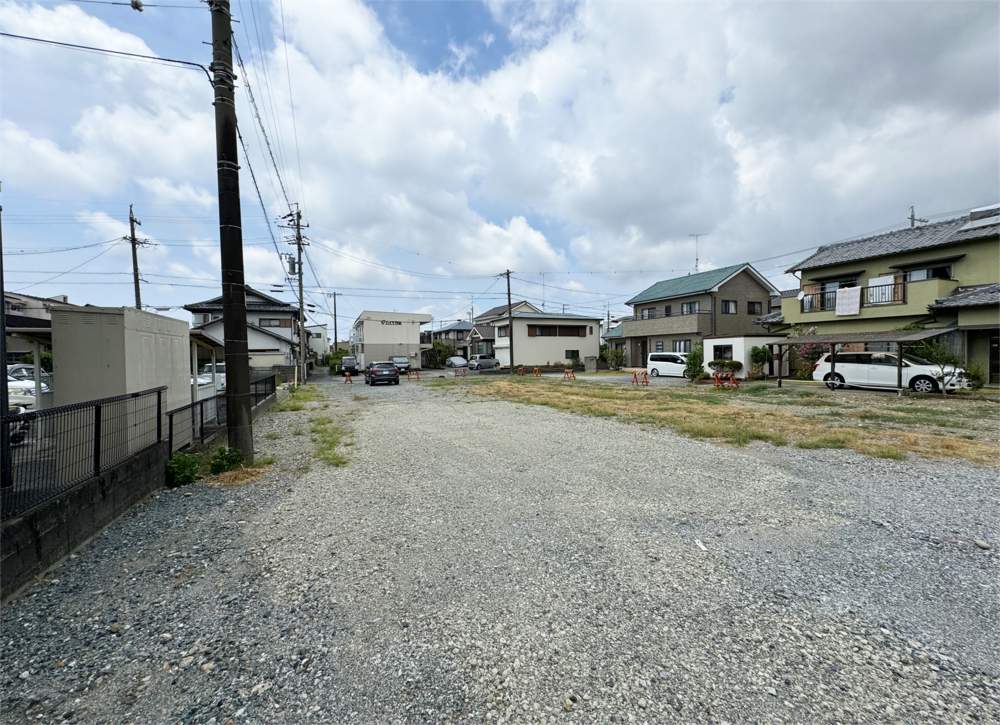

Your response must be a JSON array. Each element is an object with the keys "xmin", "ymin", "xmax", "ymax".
[{"xmin": 2, "ymin": 0, "xmax": 997, "ymax": 336}]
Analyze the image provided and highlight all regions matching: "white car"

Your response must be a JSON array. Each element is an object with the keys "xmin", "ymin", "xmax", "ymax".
[
  {"xmin": 812, "ymin": 352, "xmax": 968, "ymax": 393},
  {"xmin": 7, "ymin": 375, "xmax": 49, "ymax": 396},
  {"xmin": 646, "ymin": 352, "xmax": 688, "ymax": 377}
]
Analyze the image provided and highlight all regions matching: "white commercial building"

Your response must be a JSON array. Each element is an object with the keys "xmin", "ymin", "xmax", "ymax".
[
  {"xmin": 351, "ymin": 311, "xmax": 433, "ymax": 368},
  {"xmin": 493, "ymin": 312, "xmax": 602, "ymax": 368}
]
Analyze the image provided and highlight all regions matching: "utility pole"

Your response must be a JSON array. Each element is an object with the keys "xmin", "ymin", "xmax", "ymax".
[
  {"xmin": 505, "ymin": 270, "xmax": 514, "ymax": 373},
  {"xmin": 909, "ymin": 206, "xmax": 928, "ymax": 228},
  {"xmin": 1, "ymin": 197, "xmax": 12, "ymax": 489},
  {"xmin": 129, "ymin": 205, "xmax": 143, "ymax": 309},
  {"xmin": 540, "ymin": 272, "xmax": 547, "ymax": 311},
  {"xmin": 690, "ymin": 233, "xmax": 706, "ymax": 273},
  {"xmin": 329, "ymin": 292, "xmax": 339, "ymax": 355},
  {"xmin": 281, "ymin": 204, "xmax": 308, "ymax": 384},
  {"xmin": 209, "ymin": 0, "xmax": 253, "ymax": 461}
]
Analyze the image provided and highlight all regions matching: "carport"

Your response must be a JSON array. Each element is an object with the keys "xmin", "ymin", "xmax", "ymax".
[{"xmin": 770, "ymin": 327, "xmax": 954, "ymax": 392}]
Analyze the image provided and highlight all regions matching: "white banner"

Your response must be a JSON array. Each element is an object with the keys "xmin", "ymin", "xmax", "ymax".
[{"xmin": 835, "ymin": 286, "xmax": 861, "ymax": 316}]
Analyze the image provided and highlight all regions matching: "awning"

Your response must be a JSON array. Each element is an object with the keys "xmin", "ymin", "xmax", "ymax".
[
  {"xmin": 777, "ymin": 327, "xmax": 953, "ymax": 346},
  {"xmin": 190, "ymin": 328, "xmax": 225, "ymax": 349}
]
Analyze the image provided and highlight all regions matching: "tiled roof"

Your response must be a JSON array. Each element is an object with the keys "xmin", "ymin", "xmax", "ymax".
[
  {"xmin": 184, "ymin": 286, "xmax": 294, "ymax": 312},
  {"xmin": 501, "ymin": 312, "xmax": 601, "ymax": 321},
  {"xmin": 470, "ymin": 323, "xmax": 495, "ymax": 340},
  {"xmin": 435, "ymin": 320, "xmax": 474, "ymax": 333},
  {"xmin": 929, "ymin": 283, "xmax": 1000, "ymax": 310},
  {"xmin": 780, "ymin": 289, "xmax": 800, "ymax": 298},
  {"xmin": 5, "ymin": 314, "xmax": 51, "ymax": 329},
  {"xmin": 755, "ymin": 311, "xmax": 785, "ymax": 326},
  {"xmin": 787, "ymin": 216, "xmax": 998, "ymax": 272},
  {"xmin": 626, "ymin": 263, "xmax": 759, "ymax": 305},
  {"xmin": 476, "ymin": 301, "xmax": 538, "ymax": 319},
  {"xmin": 603, "ymin": 324, "xmax": 623, "ymax": 339}
]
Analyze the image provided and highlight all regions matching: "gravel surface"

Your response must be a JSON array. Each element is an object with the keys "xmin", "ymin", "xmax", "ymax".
[{"xmin": 2, "ymin": 374, "xmax": 998, "ymax": 724}]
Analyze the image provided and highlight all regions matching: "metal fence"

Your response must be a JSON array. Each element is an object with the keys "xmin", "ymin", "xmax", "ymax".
[
  {"xmin": 1, "ymin": 387, "xmax": 165, "ymax": 522},
  {"xmin": 166, "ymin": 373, "xmax": 276, "ymax": 452}
]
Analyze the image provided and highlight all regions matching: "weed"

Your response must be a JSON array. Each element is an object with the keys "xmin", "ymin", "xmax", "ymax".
[
  {"xmin": 796, "ymin": 435, "xmax": 849, "ymax": 450},
  {"xmin": 166, "ymin": 453, "xmax": 199, "ymax": 487},
  {"xmin": 256, "ymin": 455, "xmax": 276, "ymax": 465},
  {"xmin": 871, "ymin": 447, "xmax": 906, "ymax": 461},
  {"xmin": 293, "ymin": 428, "xmax": 304, "ymax": 436},
  {"xmin": 353, "ymin": 395, "xmax": 369, "ymax": 401},
  {"xmin": 264, "ymin": 432, "xmax": 281, "ymax": 440},
  {"xmin": 209, "ymin": 447, "xmax": 244, "ymax": 474},
  {"xmin": 272, "ymin": 384, "xmax": 325, "ymax": 412}
]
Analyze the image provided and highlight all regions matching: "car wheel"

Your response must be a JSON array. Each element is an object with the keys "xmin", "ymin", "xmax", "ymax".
[
  {"xmin": 824, "ymin": 373, "xmax": 845, "ymax": 390},
  {"xmin": 911, "ymin": 376, "xmax": 938, "ymax": 394},
  {"xmin": 394, "ymin": 380, "xmax": 399, "ymax": 385},
  {"xmin": 494, "ymin": 362, "xmax": 500, "ymax": 368},
  {"xmin": 650, "ymin": 369, "xmax": 659, "ymax": 377}
]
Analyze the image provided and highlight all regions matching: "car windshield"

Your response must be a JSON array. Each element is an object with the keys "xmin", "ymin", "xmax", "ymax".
[
  {"xmin": 391, "ymin": 357, "xmax": 407, "ymax": 363},
  {"xmin": 343, "ymin": 357, "xmax": 356, "ymax": 364},
  {"xmin": 903, "ymin": 353, "xmax": 932, "ymax": 366}
]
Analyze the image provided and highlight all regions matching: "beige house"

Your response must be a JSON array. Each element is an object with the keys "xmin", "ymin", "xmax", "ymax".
[{"xmin": 493, "ymin": 312, "xmax": 602, "ymax": 368}]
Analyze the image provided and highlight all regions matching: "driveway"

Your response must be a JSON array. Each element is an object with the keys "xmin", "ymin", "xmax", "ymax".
[{"xmin": 2, "ymin": 378, "xmax": 997, "ymax": 724}]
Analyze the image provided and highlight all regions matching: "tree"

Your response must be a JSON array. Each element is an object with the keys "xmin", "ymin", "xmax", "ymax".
[
  {"xmin": 910, "ymin": 338, "xmax": 962, "ymax": 390},
  {"xmin": 607, "ymin": 348, "xmax": 626, "ymax": 370}
]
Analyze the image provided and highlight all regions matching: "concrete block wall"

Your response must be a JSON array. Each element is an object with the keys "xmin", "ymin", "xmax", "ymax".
[{"xmin": 1, "ymin": 441, "xmax": 168, "ymax": 602}]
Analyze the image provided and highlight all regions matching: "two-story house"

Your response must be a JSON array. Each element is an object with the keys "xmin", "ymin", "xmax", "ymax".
[
  {"xmin": 184, "ymin": 286, "xmax": 302, "ymax": 369},
  {"xmin": 465, "ymin": 301, "xmax": 542, "ymax": 357},
  {"xmin": 622, "ymin": 263, "xmax": 779, "ymax": 366},
  {"xmin": 778, "ymin": 204, "xmax": 999, "ymax": 382}
]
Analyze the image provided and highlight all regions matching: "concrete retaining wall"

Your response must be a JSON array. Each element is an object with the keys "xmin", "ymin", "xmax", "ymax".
[{"xmin": 1, "ymin": 441, "xmax": 168, "ymax": 602}]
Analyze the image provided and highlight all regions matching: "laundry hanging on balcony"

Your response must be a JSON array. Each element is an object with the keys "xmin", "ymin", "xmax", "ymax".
[{"xmin": 835, "ymin": 286, "xmax": 861, "ymax": 316}]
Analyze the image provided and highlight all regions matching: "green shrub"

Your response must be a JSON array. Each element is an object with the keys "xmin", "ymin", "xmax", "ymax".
[
  {"xmin": 683, "ymin": 343, "xmax": 704, "ymax": 379},
  {"xmin": 959, "ymin": 361, "xmax": 986, "ymax": 391},
  {"xmin": 209, "ymin": 447, "xmax": 244, "ymax": 474},
  {"xmin": 607, "ymin": 348, "xmax": 626, "ymax": 370},
  {"xmin": 707, "ymin": 359, "xmax": 729, "ymax": 372},
  {"xmin": 695, "ymin": 371, "xmax": 711, "ymax": 380},
  {"xmin": 724, "ymin": 360, "xmax": 743, "ymax": 373},
  {"xmin": 166, "ymin": 453, "xmax": 199, "ymax": 487},
  {"xmin": 750, "ymin": 345, "xmax": 770, "ymax": 365}
]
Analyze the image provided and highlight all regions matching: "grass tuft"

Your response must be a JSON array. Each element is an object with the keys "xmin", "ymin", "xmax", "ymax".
[{"xmin": 264, "ymin": 432, "xmax": 281, "ymax": 440}]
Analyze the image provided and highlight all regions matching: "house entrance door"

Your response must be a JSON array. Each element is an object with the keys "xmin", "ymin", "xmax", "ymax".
[
  {"xmin": 990, "ymin": 335, "xmax": 999, "ymax": 384},
  {"xmin": 639, "ymin": 340, "xmax": 648, "ymax": 367}
]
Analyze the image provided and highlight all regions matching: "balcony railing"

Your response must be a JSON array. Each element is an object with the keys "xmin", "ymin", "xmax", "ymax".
[{"xmin": 800, "ymin": 283, "xmax": 906, "ymax": 313}]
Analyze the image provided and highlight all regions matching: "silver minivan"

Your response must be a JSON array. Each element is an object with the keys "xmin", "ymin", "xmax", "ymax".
[{"xmin": 646, "ymin": 352, "xmax": 687, "ymax": 377}]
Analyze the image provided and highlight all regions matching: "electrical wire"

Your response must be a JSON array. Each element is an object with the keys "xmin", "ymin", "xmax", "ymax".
[
  {"xmin": 0, "ymin": 32, "xmax": 211, "ymax": 82},
  {"xmin": 278, "ymin": 0, "xmax": 305, "ymax": 206},
  {"xmin": 60, "ymin": 0, "xmax": 204, "ymax": 8},
  {"xmin": 14, "ymin": 241, "xmax": 123, "ymax": 292}
]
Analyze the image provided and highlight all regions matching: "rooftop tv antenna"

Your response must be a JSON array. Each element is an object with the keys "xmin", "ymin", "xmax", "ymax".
[{"xmin": 689, "ymin": 233, "xmax": 706, "ymax": 273}]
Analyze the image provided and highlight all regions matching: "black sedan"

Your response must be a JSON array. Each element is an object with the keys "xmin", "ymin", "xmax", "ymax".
[{"xmin": 364, "ymin": 362, "xmax": 400, "ymax": 386}]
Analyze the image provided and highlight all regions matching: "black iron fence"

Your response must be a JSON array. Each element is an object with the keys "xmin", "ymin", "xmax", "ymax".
[
  {"xmin": 166, "ymin": 373, "xmax": 276, "ymax": 452},
  {"xmin": 1, "ymin": 387, "xmax": 165, "ymax": 522}
]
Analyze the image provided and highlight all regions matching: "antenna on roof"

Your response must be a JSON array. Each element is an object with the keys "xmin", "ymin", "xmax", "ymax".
[
  {"xmin": 689, "ymin": 233, "xmax": 707, "ymax": 273},
  {"xmin": 909, "ymin": 206, "xmax": 929, "ymax": 228}
]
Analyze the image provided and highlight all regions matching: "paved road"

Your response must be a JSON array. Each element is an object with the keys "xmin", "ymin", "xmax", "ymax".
[{"xmin": 2, "ymin": 378, "xmax": 997, "ymax": 724}]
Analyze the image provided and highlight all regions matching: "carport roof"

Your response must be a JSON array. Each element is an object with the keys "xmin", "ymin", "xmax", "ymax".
[{"xmin": 777, "ymin": 328, "xmax": 953, "ymax": 346}]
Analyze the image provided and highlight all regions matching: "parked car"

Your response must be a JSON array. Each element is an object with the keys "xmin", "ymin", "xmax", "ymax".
[
  {"xmin": 445, "ymin": 356, "xmax": 468, "ymax": 368},
  {"xmin": 468, "ymin": 354, "xmax": 500, "ymax": 370},
  {"xmin": 812, "ymin": 352, "xmax": 969, "ymax": 393},
  {"xmin": 341, "ymin": 356, "xmax": 360, "ymax": 376},
  {"xmin": 646, "ymin": 352, "xmax": 688, "ymax": 378},
  {"xmin": 201, "ymin": 363, "xmax": 227, "ymax": 390},
  {"xmin": 5, "ymin": 404, "xmax": 31, "ymax": 443},
  {"xmin": 7, "ymin": 364, "xmax": 48, "ymax": 380},
  {"xmin": 7, "ymin": 375, "xmax": 48, "ymax": 396},
  {"xmin": 364, "ymin": 361, "xmax": 400, "ymax": 386},
  {"xmin": 390, "ymin": 356, "xmax": 411, "ymax": 373}
]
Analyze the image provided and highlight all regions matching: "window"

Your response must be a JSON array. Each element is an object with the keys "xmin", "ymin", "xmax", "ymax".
[
  {"xmin": 312, "ymin": 332, "xmax": 323, "ymax": 338},
  {"xmin": 565, "ymin": 350, "xmax": 580, "ymax": 360},
  {"xmin": 747, "ymin": 301, "xmax": 763, "ymax": 315},
  {"xmin": 497, "ymin": 327, "xmax": 508, "ymax": 337},
  {"xmin": 655, "ymin": 341, "xmax": 664, "ymax": 352},
  {"xmin": 259, "ymin": 318, "xmax": 282, "ymax": 327},
  {"xmin": 681, "ymin": 301, "xmax": 700, "ymax": 315},
  {"xmin": 640, "ymin": 307, "xmax": 657, "ymax": 320},
  {"xmin": 713, "ymin": 345, "xmax": 733, "ymax": 361},
  {"xmin": 721, "ymin": 300, "xmax": 737, "ymax": 314},
  {"xmin": 589, "ymin": 326, "xmax": 593, "ymax": 335},
  {"xmin": 673, "ymin": 340, "xmax": 691, "ymax": 353},
  {"xmin": 664, "ymin": 305, "xmax": 671, "ymax": 316},
  {"xmin": 906, "ymin": 265, "xmax": 951, "ymax": 282}
]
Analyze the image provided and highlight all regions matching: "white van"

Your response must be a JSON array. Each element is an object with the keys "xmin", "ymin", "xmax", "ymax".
[
  {"xmin": 646, "ymin": 352, "xmax": 688, "ymax": 377},
  {"xmin": 812, "ymin": 352, "xmax": 968, "ymax": 393}
]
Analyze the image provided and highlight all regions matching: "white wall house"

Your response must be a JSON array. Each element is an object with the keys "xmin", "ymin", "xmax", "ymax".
[
  {"xmin": 493, "ymin": 312, "xmax": 602, "ymax": 367},
  {"xmin": 351, "ymin": 311, "xmax": 433, "ymax": 368},
  {"xmin": 699, "ymin": 335, "xmax": 790, "ymax": 379},
  {"xmin": 184, "ymin": 287, "xmax": 302, "ymax": 369},
  {"xmin": 306, "ymin": 324, "xmax": 329, "ymax": 359}
]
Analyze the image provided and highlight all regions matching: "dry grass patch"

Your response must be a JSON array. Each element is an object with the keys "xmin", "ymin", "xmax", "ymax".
[
  {"xmin": 463, "ymin": 378, "xmax": 997, "ymax": 466},
  {"xmin": 209, "ymin": 464, "xmax": 273, "ymax": 487}
]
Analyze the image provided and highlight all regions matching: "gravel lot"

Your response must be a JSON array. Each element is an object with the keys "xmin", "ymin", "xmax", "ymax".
[{"xmin": 2, "ymin": 374, "xmax": 998, "ymax": 724}]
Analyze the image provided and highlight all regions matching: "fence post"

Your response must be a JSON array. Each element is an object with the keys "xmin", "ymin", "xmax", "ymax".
[
  {"xmin": 168, "ymin": 412, "xmax": 174, "ymax": 453},
  {"xmin": 156, "ymin": 389, "xmax": 163, "ymax": 442},
  {"xmin": 93, "ymin": 403, "xmax": 102, "ymax": 477},
  {"xmin": 199, "ymin": 399, "xmax": 205, "ymax": 444}
]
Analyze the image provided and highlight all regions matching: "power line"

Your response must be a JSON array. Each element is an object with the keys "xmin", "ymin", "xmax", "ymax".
[
  {"xmin": 14, "ymin": 241, "xmax": 123, "ymax": 292},
  {"xmin": 0, "ymin": 32, "xmax": 211, "ymax": 82},
  {"xmin": 278, "ymin": 0, "xmax": 305, "ymax": 206},
  {"xmin": 61, "ymin": 0, "xmax": 205, "ymax": 8}
]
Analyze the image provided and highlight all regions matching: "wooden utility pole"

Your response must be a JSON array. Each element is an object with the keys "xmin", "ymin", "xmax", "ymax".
[
  {"xmin": 505, "ymin": 270, "xmax": 514, "ymax": 373},
  {"xmin": 1, "ymin": 199, "xmax": 11, "ymax": 489},
  {"xmin": 209, "ymin": 0, "xmax": 253, "ymax": 461},
  {"xmin": 329, "ymin": 291, "xmax": 339, "ymax": 355},
  {"xmin": 128, "ymin": 205, "xmax": 143, "ymax": 309}
]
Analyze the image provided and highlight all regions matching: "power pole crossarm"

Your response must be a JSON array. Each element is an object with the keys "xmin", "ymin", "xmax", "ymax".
[{"xmin": 210, "ymin": 0, "xmax": 254, "ymax": 461}]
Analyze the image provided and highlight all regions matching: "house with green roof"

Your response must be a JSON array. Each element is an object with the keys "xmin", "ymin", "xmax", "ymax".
[{"xmin": 622, "ymin": 263, "xmax": 778, "ymax": 366}]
